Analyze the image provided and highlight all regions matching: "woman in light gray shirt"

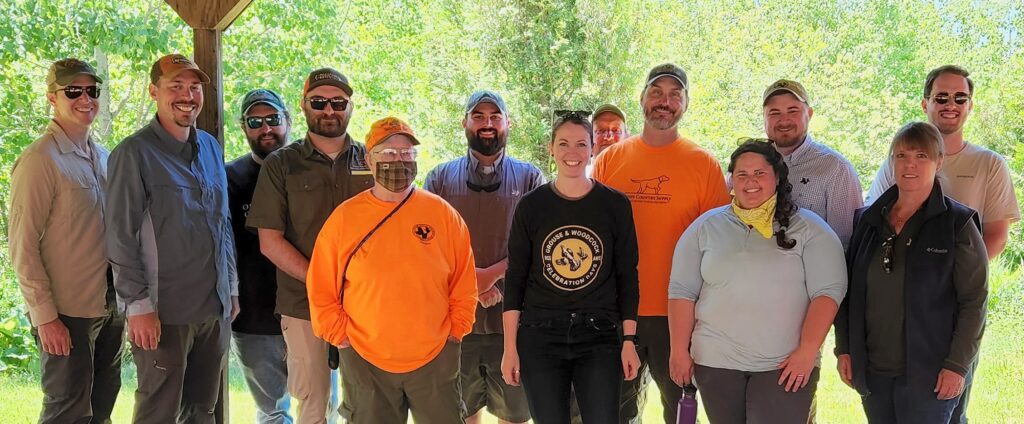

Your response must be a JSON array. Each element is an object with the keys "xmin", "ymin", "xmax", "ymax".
[{"xmin": 667, "ymin": 139, "xmax": 847, "ymax": 423}]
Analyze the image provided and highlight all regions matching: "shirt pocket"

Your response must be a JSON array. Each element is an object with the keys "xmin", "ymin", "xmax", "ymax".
[
  {"xmin": 62, "ymin": 175, "xmax": 101, "ymax": 223},
  {"xmin": 346, "ymin": 173, "xmax": 374, "ymax": 198},
  {"xmin": 285, "ymin": 177, "xmax": 327, "ymax": 231}
]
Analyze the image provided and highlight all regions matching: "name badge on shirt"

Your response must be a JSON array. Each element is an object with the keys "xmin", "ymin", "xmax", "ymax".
[{"xmin": 350, "ymin": 151, "xmax": 373, "ymax": 175}]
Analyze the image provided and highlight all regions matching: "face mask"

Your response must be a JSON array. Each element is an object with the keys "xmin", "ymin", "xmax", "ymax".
[{"xmin": 375, "ymin": 161, "xmax": 417, "ymax": 192}]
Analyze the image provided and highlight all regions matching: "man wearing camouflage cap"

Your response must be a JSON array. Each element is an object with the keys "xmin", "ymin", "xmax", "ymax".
[
  {"xmin": 10, "ymin": 58, "xmax": 124, "ymax": 424},
  {"xmin": 106, "ymin": 53, "xmax": 238, "ymax": 423}
]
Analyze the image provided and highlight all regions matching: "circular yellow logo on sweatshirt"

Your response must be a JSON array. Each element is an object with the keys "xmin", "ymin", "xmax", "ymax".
[{"xmin": 541, "ymin": 225, "xmax": 604, "ymax": 291}]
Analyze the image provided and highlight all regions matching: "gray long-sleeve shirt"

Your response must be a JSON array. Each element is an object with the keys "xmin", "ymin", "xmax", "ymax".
[{"xmin": 105, "ymin": 117, "xmax": 238, "ymax": 325}]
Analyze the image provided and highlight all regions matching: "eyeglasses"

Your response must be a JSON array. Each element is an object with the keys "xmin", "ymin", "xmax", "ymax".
[
  {"xmin": 927, "ymin": 92, "xmax": 971, "ymax": 105},
  {"xmin": 881, "ymin": 233, "xmax": 897, "ymax": 274},
  {"xmin": 554, "ymin": 109, "xmax": 592, "ymax": 122},
  {"xmin": 371, "ymin": 147, "xmax": 417, "ymax": 161},
  {"xmin": 52, "ymin": 86, "xmax": 100, "ymax": 99},
  {"xmin": 466, "ymin": 180, "xmax": 501, "ymax": 193},
  {"xmin": 305, "ymin": 97, "xmax": 349, "ymax": 111},
  {"xmin": 243, "ymin": 114, "xmax": 284, "ymax": 129},
  {"xmin": 594, "ymin": 128, "xmax": 624, "ymax": 137}
]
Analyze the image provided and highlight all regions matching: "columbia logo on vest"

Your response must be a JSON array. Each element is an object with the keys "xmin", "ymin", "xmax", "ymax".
[{"xmin": 926, "ymin": 247, "xmax": 949, "ymax": 254}]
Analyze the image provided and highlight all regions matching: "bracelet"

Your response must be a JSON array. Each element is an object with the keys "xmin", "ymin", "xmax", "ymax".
[{"xmin": 622, "ymin": 334, "xmax": 638, "ymax": 344}]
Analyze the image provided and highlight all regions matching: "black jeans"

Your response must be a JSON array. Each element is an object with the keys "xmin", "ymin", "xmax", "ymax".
[{"xmin": 518, "ymin": 312, "xmax": 622, "ymax": 424}]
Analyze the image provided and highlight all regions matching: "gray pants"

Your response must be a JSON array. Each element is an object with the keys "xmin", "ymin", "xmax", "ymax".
[
  {"xmin": 694, "ymin": 364, "xmax": 819, "ymax": 424},
  {"xmin": 33, "ymin": 310, "xmax": 124, "ymax": 424},
  {"xmin": 233, "ymin": 332, "xmax": 293, "ymax": 424},
  {"xmin": 130, "ymin": 317, "xmax": 229, "ymax": 424}
]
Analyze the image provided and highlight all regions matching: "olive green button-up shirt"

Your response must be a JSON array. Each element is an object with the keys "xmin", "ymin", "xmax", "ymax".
[
  {"xmin": 247, "ymin": 136, "xmax": 375, "ymax": 319},
  {"xmin": 9, "ymin": 121, "xmax": 110, "ymax": 326}
]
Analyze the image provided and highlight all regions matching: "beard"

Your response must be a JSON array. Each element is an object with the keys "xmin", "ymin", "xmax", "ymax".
[
  {"xmin": 466, "ymin": 128, "xmax": 507, "ymax": 156},
  {"xmin": 172, "ymin": 102, "xmax": 200, "ymax": 128},
  {"xmin": 644, "ymin": 105, "xmax": 681, "ymax": 130},
  {"xmin": 247, "ymin": 132, "xmax": 287, "ymax": 159},
  {"xmin": 308, "ymin": 114, "xmax": 348, "ymax": 137}
]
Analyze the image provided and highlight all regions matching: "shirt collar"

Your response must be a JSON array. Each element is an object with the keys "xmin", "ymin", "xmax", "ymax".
[
  {"xmin": 148, "ymin": 116, "xmax": 197, "ymax": 157},
  {"xmin": 785, "ymin": 134, "xmax": 816, "ymax": 162},
  {"xmin": 48, "ymin": 120, "xmax": 96, "ymax": 157},
  {"xmin": 467, "ymin": 149, "xmax": 505, "ymax": 175},
  {"xmin": 299, "ymin": 134, "xmax": 355, "ymax": 161}
]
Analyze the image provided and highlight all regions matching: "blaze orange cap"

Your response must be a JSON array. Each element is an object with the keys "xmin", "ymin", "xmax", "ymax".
[{"xmin": 365, "ymin": 117, "xmax": 420, "ymax": 151}]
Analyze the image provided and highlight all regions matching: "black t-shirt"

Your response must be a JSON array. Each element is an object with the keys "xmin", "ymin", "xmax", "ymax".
[
  {"xmin": 504, "ymin": 182, "xmax": 640, "ymax": 322},
  {"xmin": 227, "ymin": 154, "xmax": 281, "ymax": 334}
]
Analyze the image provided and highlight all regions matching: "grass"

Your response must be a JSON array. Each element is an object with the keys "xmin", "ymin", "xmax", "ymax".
[{"xmin": 0, "ymin": 265, "xmax": 1021, "ymax": 423}]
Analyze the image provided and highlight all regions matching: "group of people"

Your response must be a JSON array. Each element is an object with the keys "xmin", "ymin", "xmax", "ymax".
[{"xmin": 7, "ymin": 51, "xmax": 1018, "ymax": 424}]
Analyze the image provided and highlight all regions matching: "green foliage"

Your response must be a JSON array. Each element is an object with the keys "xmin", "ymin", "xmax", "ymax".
[{"xmin": 0, "ymin": 0, "xmax": 1021, "ymax": 391}]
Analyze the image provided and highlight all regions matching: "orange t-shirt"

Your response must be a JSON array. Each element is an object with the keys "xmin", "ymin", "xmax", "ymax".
[
  {"xmin": 307, "ymin": 188, "xmax": 477, "ymax": 373},
  {"xmin": 593, "ymin": 136, "xmax": 730, "ymax": 316}
]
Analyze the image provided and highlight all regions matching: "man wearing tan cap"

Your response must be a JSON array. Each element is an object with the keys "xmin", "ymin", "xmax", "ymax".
[
  {"xmin": 761, "ymin": 79, "xmax": 863, "ymax": 249},
  {"xmin": 596, "ymin": 63, "xmax": 731, "ymax": 423},
  {"xmin": 247, "ymin": 67, "xmax": 374, "ymax": 424},
  {"xmin": 106, "ymin": 53, "xmax": 238, "ymax": 423},
  {"xmin": 9, "ymin": 58, "xmax": 123, "ymax": 424},
  {"xmin": 593, "ymin": 103, "xmax": 629, "ymax": 156},
  {"xmin": 307, "ymin": 117, "xmax": 478, "ymax": 423}
]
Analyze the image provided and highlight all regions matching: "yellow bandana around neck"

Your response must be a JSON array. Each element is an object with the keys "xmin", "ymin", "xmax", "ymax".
[{"xmin": 732, "ymin": 193, "xmax": 777, "ymax": 239}]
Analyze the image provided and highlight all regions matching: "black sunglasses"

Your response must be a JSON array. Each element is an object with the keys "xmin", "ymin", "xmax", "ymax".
[
  {"xmin": 243, "ymin": 114, "xmax": 284, "ymax": 129},
  {"xmin": 553, "ymin": 109, "xmax": 592, "ymax": 122},
  {"xmin": 881, "ymin": 233, "xmax": 897, "ymax": 274},
  {"xmin": 466, "ymin": 180, "xmax": 501, "ymax": 193},
  {"xmin": 928, "ymin": 92, "xmax": 971, "ymax": 105},
  {"xmin": 53, "ymin": 86, "xmax": 100, "ymax": 100},
  {"xmin": 305, "ymin": 97, "xmax": 349, "ymax": 111}
]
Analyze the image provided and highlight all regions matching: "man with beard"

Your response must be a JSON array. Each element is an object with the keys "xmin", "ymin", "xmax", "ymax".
[
  {"xmin": 761, "ymin": 79, "xmax": 862, "ymax": 249},
  {"xmin": 865, "ymin": 65, "xmax": 1019, "ymax": 424},
  {"xmin": 10, "ymin": 58, "xmax": 123, "ymax": 424},
  {"xmin": 106, "ymin": 53, "xmax": 238, "ymax": 423},
  {"xmin": 226, "ymin": 88, "xmax": 293, "ymax": 424},
  {"xmin": 248, "ymin": 68, "xmax": 374, "ymax": 424},
  {"xmin": 308, "ymin": 116, "xmax": 477, "ymax": 423},
  {"xmin": 424, "ymin": 90, "xmax": 544, "ymax": 424},
  {"xmin": 593, "ymin": 63, "xmax": 731, "ymax": 423}
]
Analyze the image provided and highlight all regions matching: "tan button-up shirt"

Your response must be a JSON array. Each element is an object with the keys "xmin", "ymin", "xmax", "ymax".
[{"xmin": 8, "ymin": 121, "xmax": 110, "ymax": 326}]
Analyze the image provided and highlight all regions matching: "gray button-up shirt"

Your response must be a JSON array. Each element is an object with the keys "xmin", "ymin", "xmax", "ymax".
[
  {"xmin": 424, "ymin": 151, "xmax": 545, "ymax": 333},
  {"xmin": 106, "ymin": 117, "xmax": 238, "ymax": 325},
  {"xmin": 8, "ymin": 121, "xmax": 110, "ymax": 326}
]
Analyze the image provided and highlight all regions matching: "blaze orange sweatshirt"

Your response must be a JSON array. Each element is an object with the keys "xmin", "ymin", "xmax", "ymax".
[{"xmin": 307, "ymin": 188, "xmax": 477, "ymax": 373}]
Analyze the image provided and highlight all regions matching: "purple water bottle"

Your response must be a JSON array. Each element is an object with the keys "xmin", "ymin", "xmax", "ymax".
[{"xmin": 676, "ymin": 384, "xmax": 698, "ymax": 424}]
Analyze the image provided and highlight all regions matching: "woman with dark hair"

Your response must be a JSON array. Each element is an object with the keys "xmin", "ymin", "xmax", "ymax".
[
  {"xmin": 500, "ymin": 111, "xmax": 641, "ymax": 424},
  {"xmin": 667, "ymin": 138, "xmax": 847, "ymax": 423},
  {"xmin": 835, "ymin": 121, "xmax": 987, "ymax": 423}
]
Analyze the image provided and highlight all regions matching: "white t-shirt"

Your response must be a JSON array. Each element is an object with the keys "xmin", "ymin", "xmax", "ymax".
[{"xmin": 866, "ymin": 142, "xmax": 1020, "ymax": 224}]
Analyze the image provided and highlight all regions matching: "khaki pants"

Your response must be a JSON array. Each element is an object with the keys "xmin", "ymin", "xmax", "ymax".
[
  {"xmin": 281, "ymin": 315, "xmax": 340, "ymax": 424},
  {"xmin": 338, "ymin": 341, "xmax": 464, "ymax": 423}
]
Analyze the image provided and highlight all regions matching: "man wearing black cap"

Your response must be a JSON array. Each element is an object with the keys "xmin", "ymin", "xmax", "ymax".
[
  {"xmin": 9, "ymin": 58, "xmax": 123, "ymax": 424},
  {"xmin": 106, "ymin": 53, "xmax": 238, "ymax": 423},
  {"xmin": 594, "ymin": 63, "xmax": 731, "ymax": 423},
  {"xmin": 425, "ymin": 90, "xmax": 544, "ymax": 424},
  {"xmin": 248, "ymin": 67, "xmax": 374, "ymax": 424},
  {"xmin": 227, "ymin": 89, "xmax": 293, "ymax": 424}
]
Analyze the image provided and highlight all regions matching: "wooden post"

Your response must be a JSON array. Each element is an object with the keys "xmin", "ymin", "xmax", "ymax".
[
  {"xmin": 164, "ymin": 0, "xmax": 254, "ymax": 146},
  {"xmin": 161, "ymin": 2, "xmax": 255, "ymax": 423},
  {"xmin": 193, "ymin": 29, "xmax": 224, "ymax": 144}
]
